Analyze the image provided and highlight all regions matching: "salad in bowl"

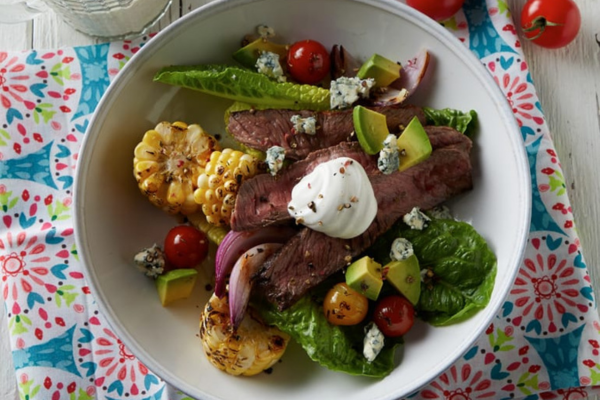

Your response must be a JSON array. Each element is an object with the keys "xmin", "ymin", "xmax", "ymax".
[{"xmin": 73, "ymin": 0, "xmax": 530, "ymax": 399}]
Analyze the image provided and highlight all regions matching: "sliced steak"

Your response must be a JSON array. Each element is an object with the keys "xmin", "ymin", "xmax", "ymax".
[
  {"xmin": 232, "ymin": 125, "xmax": 463, "ymax": 232},
  {"xmin": 254, "ymin": 129, "xmax": 473, "ymax": 310},
  {"xmin": 227, "ymin": 104, "xmax": 426, "ymax": 160},
  {"xmin": 230, "ymin": 141, "xmax": 379, "ymax": 231}
]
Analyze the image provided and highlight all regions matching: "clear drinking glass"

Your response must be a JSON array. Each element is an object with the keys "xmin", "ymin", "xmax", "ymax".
[
  {"xmin": 43, "ymin": 0, "xmax": 173, "ymax": 40},
  {"xmin": 0, "ymin": 0, "xmax": 48, "ymax": 23},
  {"xmin": 0, "ymin": 0, "xmax": 172, "ymax": 40}
]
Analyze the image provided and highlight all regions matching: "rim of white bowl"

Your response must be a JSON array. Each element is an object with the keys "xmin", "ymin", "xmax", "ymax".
[{"xmin": 73, "ymin": 0, "xmax": 532, "ymax": 399}]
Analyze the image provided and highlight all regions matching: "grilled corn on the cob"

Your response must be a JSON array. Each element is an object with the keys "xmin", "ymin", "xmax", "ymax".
[
  {"xmin": 194, "ymin": 149, "xmax": 262, "ymax": 226},
  {"xmin": 199, "ymin": 294, "xmax": 290, "ymax": 376},
  {"xmin": 133, "ymin": 121, "xmax": 220, "ymax": 215}
]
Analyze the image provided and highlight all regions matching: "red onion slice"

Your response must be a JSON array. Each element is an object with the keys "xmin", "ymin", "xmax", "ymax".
[
  {"xmin": 214, "ymin": 226, "xmax": 296, "ymax": 298},
  {"xmin": 370, "ymin": 87, "xmax": 409, "ymax": 107},
  {"xmin": 229, "ymin": 243, "xmax": 283, "ymax": 329},
  {"xmin": 391, "ymin": 49, "xmax": 430, "ymax": 95}
]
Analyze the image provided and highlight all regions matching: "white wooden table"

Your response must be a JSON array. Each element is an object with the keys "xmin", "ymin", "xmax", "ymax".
[{"xmin": 1, "ymin": 0, "xmax": 599, "ymax": 398}]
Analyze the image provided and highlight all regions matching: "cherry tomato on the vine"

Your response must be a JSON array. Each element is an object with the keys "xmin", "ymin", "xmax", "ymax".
[
  {"xmin": 405, "ymin": 0, "xmax": 465, "ymax": 22},
  {"xmin": 520, "ymin": 0, "xmax": 581, "ymax": 49},
  {"xmin": 323, "ymin": 283, "xmax": 369, "ymax": 326},
  {"xmin": 286, "ymin": 39, "xmax": 331, "ymax": 85},
  {"xmin": 164, "ymin": 225, "xmax": 209, "ymax": 270},
  {"xmin": 372, "ymin": 295, "xmax": 415, "ymax": 337}
]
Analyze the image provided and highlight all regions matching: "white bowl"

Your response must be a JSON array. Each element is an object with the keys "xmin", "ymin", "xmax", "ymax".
[{"xmin": 73, "ymin": 0, "xmax": 531, "ymax": 399}]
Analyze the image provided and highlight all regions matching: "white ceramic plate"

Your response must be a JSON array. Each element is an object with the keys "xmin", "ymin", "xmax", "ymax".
[{"xmin": 73, "ymin": 0, "xmax": 531, "ymax": 399}]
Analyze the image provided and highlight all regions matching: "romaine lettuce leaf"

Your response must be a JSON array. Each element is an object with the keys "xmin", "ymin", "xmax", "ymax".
[
  {"xmin": 257, "ymin": 281, "xmax": 402, "ymax": 378},
  {"xmin": 423, "ymin": 107, "xmax": 478, "ymax": 137},
  {"xmin": 368, "ymin": 219, "xmax": 496, "ymax": 326},
  {"xmin": 154, "ymin": 64, "xmax": 330, "ymax": 111}
]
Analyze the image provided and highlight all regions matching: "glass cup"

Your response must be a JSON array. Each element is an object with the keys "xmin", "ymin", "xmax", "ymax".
[
  {"xmin": 43, "ymin": 0, "xmax": 173, "ymax": 40},
  {"xmin": 0, "ymin": 0, "xmax": 48, "ymax": 23},
  {"xmin": 0, "ymin": 0, "xmax": 172, "ymax": 40}
]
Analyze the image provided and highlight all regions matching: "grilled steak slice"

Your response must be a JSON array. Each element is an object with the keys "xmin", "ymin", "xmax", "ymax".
[
  {"xmin": 227, "ymin": 104, "xmax": 426, "ymax": 160},
  {"xmin": 230, "ymin": 141, "xmax": 379, "ymax": 231},
  {"xmin": 254, "ymin": 129, "xmax": 473, "ymax": 310},
  {"xmin": 232, "ymin": 125, "xmax": 463, "ymax": 232}
]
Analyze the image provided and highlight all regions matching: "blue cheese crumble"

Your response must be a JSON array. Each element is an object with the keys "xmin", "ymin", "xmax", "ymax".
[
  {"xmin": 256, "ymin": 24, "xmax": 275, "ymax": 38},
  {"xmin": 390, "ymin": 238, "xmax": 414, "ymax": 261},
  {"xmin": 403, "ymin": 207, "xmax": 431, "ymax": 230},
  {"xmin": 133, "ymin": 244, "xmax": 166, "ymax": 278},
  {"xmin": 290, "ymin": 114, "xmax": 317, "ymax": 135},
  {"xmin": 266, "ymin": 146, "xmax": 286, "ymax": 176},
  {"xmin": 377, "ymin": 134, "xmax": 400, "ymax": 175},
  {"xmin": 330, "ymin": 76, "xmax": 375, "ymax": 109},
  {"xmin": 363, "ymin": 322, "xmax": 385, "ymax": 362},
  {"xmin": 256, "ymin": 51, "xmax": 286, "ymax": 82}
]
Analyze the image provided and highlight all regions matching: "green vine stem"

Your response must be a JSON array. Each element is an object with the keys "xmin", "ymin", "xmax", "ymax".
[{"xmin": 523, "ymin": 16, "xmax": 564, "ymax": 40}]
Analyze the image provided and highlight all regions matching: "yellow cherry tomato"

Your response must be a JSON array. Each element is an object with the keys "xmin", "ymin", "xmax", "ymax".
[{"xmin": 323, "ymin": 282, "xmax": 369, "ymax": 326}]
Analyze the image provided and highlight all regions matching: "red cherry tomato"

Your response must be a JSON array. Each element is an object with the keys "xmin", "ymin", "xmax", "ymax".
[
  {"xmin": 372, "ymin": 295, "xmax": 415, "ymax": 337},
  {"xmin": 286, "ymin": 39, "xmax": 331, "ymax": 85},
  {"xmin": 521, "ymin": 0, "xmax": 581, "ymax": 49},
  {"xmin": 163, "ymin": 225, "xmax": 209, "ymax": 269},
  {"xmin": 406, "ymin": 0, "xmax": 465, "ymax": 22}
]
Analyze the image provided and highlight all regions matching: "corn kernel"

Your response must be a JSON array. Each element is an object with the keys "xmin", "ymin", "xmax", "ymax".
[{"xmin": 194, "ymin": 149, "xmax": 261, "ymax": 226}]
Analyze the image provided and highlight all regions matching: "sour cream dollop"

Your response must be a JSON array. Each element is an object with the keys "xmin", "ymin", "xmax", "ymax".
[{"xmin": 287, "ymin": 157, "xmax": 377, "ymax": 239}]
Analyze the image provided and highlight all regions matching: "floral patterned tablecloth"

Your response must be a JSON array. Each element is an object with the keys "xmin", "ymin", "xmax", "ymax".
[{"xmin": 2, "ymin": 0, "xmax": 600, "ymax": 399}]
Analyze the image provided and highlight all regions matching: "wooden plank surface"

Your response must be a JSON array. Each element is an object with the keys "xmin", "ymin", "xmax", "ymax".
[{"xmin": 1, "ymin": 0, "xmax": 599, "ymax": 399}]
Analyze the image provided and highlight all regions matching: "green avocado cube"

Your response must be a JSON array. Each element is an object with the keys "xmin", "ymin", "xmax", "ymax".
[
  {"xmin": 385, "ymin": 255, "xmax": 421, "ymax": 305},
  {"xmin": 357, "ymin": 53, "xmax": 401, "ymax": 88},
  {"xmin": 397, "ymin": 116, "xmax": 432, "ymax": 171},
  {"xmin": 155, "ymin": 269, "xmax": 198, "ymax": 307},
  {"xmin": 353, "ymin": 105, "xmax": 390, "ymax": 155},
  {"xmin": 346, "ymin": 256, "xmax": 384, "ymax": 300}
]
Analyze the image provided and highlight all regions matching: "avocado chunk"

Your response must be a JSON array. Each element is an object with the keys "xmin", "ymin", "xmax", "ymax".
[
  {"xmin": 233, "ymin": 37, "xmax": 289, "ymax": 69},
  {"xmin": 155, "ymin": 269, "xmax": 198, "ymax": 306},
  {"xmin": 397, "ymin": 116, "xmax": 432, "ymax": 171},
  {"xmin": 385, "ymin": 255, "xmax": 421, "ymax": 305},
  {"xmin": 345, "ymin": 256, "xmax": 383, "ymax": 300},
  {"xmin": 356, "ymin": 53, "xmax": 401, "ymax": 88},
  {"xmin": 353, "ymin": 105, "xmax": 390, "ymax": 155}
]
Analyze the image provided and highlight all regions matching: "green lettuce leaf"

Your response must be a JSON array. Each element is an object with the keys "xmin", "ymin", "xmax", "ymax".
[
  {"xmin": 257, "ymin": 281, "xmax": 402, "ymax": 378},
  {"xmin": 368, "ymin": 219, "xmax": 497, "ymax": 326},
  {"xmin": 154, "ymin": 64, "xmax": 330, "ymax": 111},
  {"xmin": 423, "ymin": 107, "xmax": 478, "ymax": 137}
]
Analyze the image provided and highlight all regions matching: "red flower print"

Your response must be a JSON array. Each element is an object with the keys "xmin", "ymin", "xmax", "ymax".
[
  {"xmin": 554, "ymin": 386, "xmax": 589, "ymax": 399},
  {"xmin": 0, "ymin": 52, "xmax": 29, "ymax": 110},
  {"xmin": 492, "ymin": 72, "xmax": 544, "ymax": 127},
  {"xmin": 0, "ymin": 231, "xmax": 49, "ymax": 301},
  {"xmin": 511, "ymin": 252, "xmax": 587, "ymax": 332},
  {"xmin": 420, "ymin": 364, "xmax": 496, "ymax": 399},
  {"xmin": 92, "ymin": 327, "xmax": 150, "ymax": 395}
]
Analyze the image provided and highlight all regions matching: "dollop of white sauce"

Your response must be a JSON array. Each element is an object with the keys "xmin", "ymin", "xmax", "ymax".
[{"xmin": 287, "ymin": 157, "xmax": 377, "ymax": 239}]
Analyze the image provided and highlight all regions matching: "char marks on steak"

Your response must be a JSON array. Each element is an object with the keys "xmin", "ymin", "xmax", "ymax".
[
  {"xmin": 227, "ymin": 104, "xmax": 426, "ymax": 160},
  {"xmin": 230, "ymin": 141, "xmax": 378, "ymax": 231},
  {"xmin": 253, "ymin": 127, "xmax": 473, "ymax": 310}
]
